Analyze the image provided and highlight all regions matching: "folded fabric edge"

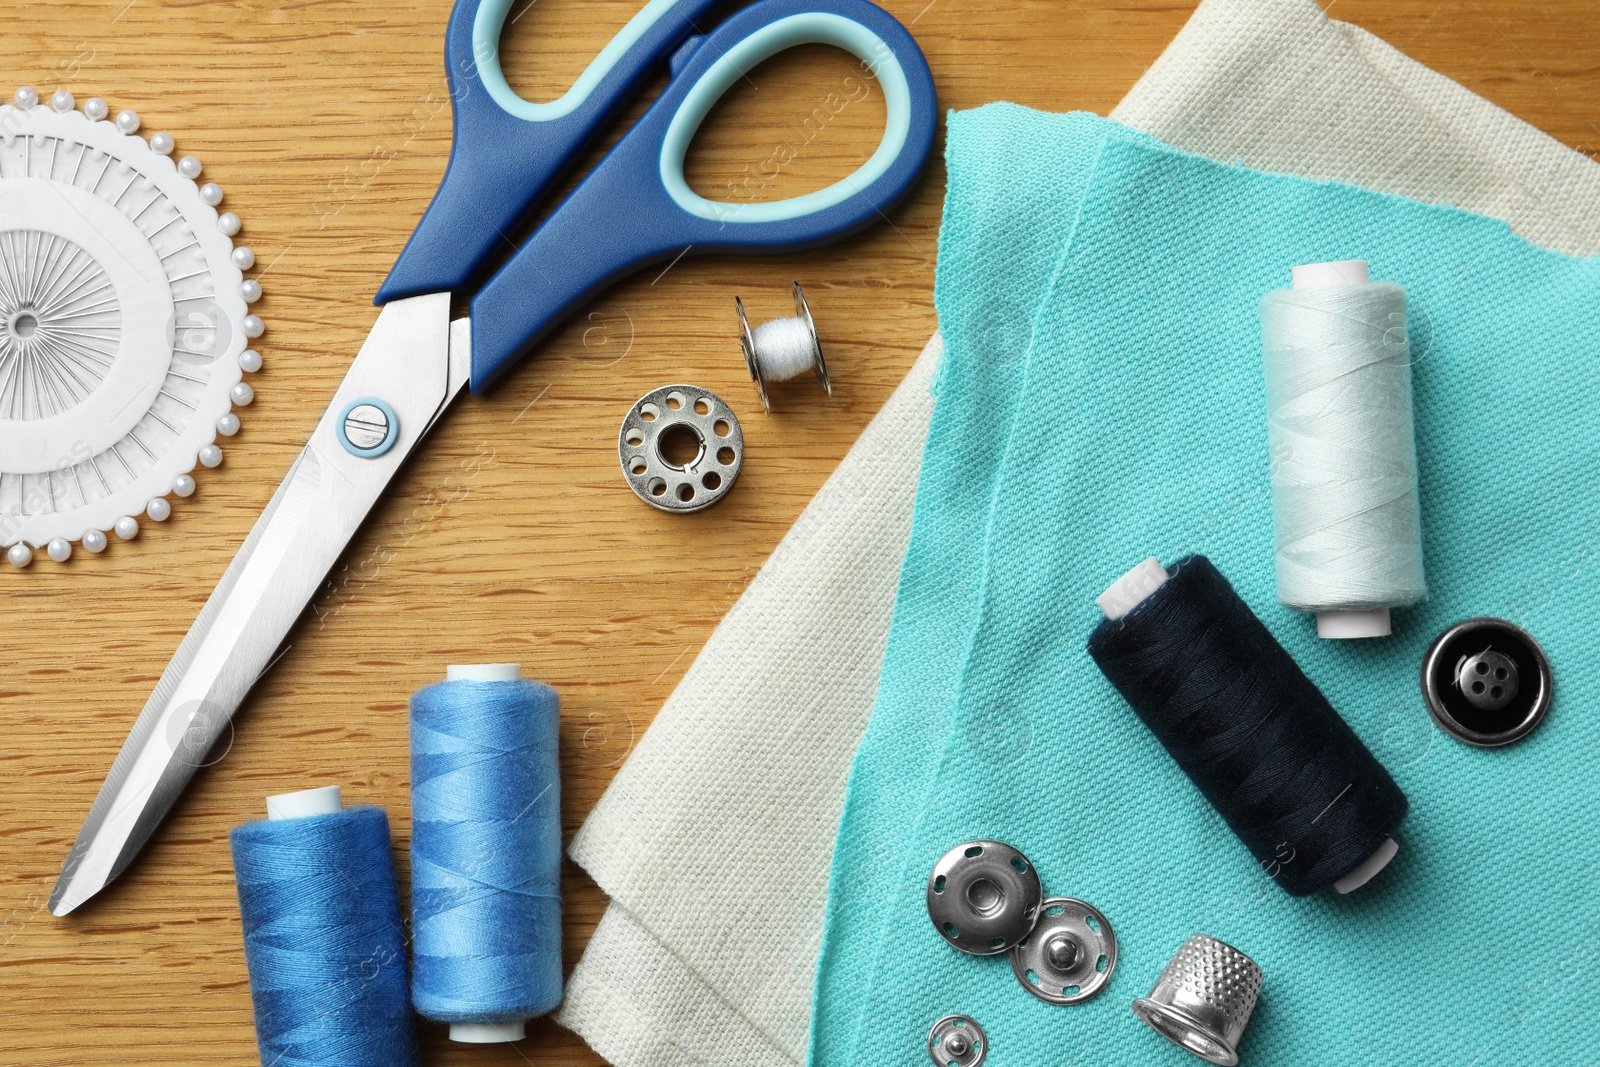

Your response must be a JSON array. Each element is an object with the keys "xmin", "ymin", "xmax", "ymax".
[
  {"xmin": 558, "ymin": 904, "xmax": 799, "ymax": 1067},
  {"xmin": 1108, "ymin": 0, "xmax": 1600, "ymax": 255},
  {"xmin": 1333, "ymin": 20, "xmax": 1600, "ymax": 254}
]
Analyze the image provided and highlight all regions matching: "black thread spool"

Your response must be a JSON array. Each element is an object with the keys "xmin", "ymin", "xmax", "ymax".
[{"xmin": 1087, "ymin": 555, "xmax": 1408, "ymax": 896}]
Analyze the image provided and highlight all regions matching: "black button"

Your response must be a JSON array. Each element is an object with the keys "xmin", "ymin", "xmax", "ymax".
[{"xmin": 1421, "ymin": 618, "xmax": 1551, "ymax": 746}]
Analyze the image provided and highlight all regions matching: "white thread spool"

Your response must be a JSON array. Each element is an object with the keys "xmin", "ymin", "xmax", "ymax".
[
  {"xmin": 737, "ymin": 281, "xmax": 830, "ymax": 411},
  {"xmin": 1260, "ymin": 260, "xmax": 1426, "ymax": 640}
]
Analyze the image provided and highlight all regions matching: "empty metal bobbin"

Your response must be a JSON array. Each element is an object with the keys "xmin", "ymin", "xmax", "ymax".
[
  {"xmin": 927, "ymin": 841, "xmax": 1042, "ymax": 955},
  {"xmin": 737, "ymin": 280, "xmax": 830, "ymax": 411},
  {"xmin": 618, "ymin": 385, "xmax": 743, "ymax": 513},
  {"xmin": 926, "ymin": 1015, "xmax": 986, "ymax": 1067},
  {"xmin": 1009, "ymin": 897, "xmax": 1117, "ymax": 1004},
  {"xmin": 1132, "ymin": 935, "xmax": 1263, "ymax": 1066}
]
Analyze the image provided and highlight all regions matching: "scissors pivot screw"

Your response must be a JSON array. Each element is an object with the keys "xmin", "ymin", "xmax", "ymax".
[{"xmin": 338, "ymin": 397, "xmax": 400, "ymax": 457}]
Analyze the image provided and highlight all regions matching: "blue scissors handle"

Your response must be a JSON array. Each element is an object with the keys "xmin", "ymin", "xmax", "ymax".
[
  {"xmin": 465, "ymin": 0, "xmax": 937, "ymax": 392},
  {"xmin": 377, "ymin": 0, "xmax": 725, "ymax": 304}
]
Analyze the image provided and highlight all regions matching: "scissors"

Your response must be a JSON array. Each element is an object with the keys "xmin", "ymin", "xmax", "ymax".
[{"xmin": 49, "ymin": 0, "xmax": 936, "ymax": 915}]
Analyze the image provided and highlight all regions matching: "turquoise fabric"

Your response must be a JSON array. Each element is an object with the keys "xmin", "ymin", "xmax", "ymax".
[{"xmin": 810, "ymin": 105, "xmax": 1600, "ymax": 1066}]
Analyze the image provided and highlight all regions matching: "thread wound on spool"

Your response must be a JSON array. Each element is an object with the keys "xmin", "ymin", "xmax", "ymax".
[
  {"xmin": 1260, "ymin": 277, "xmax": 1426, "ymax": 617},
  {"xmin": 1088, "ymin": 555, "xmax": 1408, "ymax": 895},
  {"xmin": 411, "ymin": 677, "xmax": 563, "ymax": 1030},
  {"xmin": 231, "ymin": 806, "xmax": 421, "ymax": 1067},
  {"xmin": 750, "ymin": 316, "xmax": 819, "ymax": 381}
]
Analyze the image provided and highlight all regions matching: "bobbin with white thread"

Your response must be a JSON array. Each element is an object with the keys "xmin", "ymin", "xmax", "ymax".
[
  {"xmin": 1096, "ymin": 558, "xmax": 1398, "ymax": 895},
  {"xmin": 736, "ymin": 281, "xmax": 830, "ymax": 411}
]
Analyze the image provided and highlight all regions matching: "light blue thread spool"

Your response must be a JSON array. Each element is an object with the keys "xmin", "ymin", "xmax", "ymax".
[
  {"xmin": 410, "ymin": 664, "xmax": 562, "ymax": 1044},
  {"xmin": 1261, "ymin": 260, "xmax": 1427, "ymax": 639},
  {"xmin": 231, "ymin": 785, "xmax": 421, "ymax": 1067}
]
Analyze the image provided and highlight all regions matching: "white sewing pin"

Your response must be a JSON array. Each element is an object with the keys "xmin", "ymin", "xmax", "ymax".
[{"xmin": 736, "ymin": 281, "xmax": 830, "ymax": 411}]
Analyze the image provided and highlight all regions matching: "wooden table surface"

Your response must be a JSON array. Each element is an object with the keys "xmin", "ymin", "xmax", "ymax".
[{"xmin": 4, "ymin": 0, "xmax": 1597, "ymax": 1063}]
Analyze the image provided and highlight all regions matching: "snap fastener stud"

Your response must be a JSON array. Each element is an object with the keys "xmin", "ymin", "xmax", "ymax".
[
  {"xmin": 1046, "ymin": 935, "xmax": 1078, "ymax": 971},
  {"xmin": 1009, "ymin": 898, "xmax": 1117, "ymax": 1004},
  {"xmin": 1132, "ymin": 935, "xmax": 1262, "ymax": 1066},
  {"xmin": 926, "ymin": 841, "xmax": 1042, "ymax": 955},
  {"xmin": 927, "ymin": 1015, "xmax": 986, "ymax": 1067},
  {"xmin": 1421, "ymin": 617, "xmax": 1551, "ymax": 747}
]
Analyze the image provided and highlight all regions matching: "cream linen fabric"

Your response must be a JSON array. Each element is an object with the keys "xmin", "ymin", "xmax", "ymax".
[{"xmin": 559, "ymin": 1, "xmax": 1600, "ymax": 1063}]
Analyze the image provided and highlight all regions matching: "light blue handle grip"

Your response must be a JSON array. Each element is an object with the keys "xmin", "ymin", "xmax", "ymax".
[
  {"xmin": 377, "ymin": 0, "xmax": 723, "ymax": 303},
  {"xmin": 468, "ymin": 0, "xmax": 937, "ymax": 392}
]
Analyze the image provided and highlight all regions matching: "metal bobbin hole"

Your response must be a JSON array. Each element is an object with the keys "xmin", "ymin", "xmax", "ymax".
[{"xmin": 619, "ymin": 385, "xmax": 742, "ymax": 513}]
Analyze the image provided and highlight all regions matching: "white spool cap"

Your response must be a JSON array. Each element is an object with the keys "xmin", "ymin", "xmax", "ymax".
[
  {"xmin": 1291, "ymin": 259, "xmax": 1368, "ymax": 289},
  {"xmin": 266, "ymin": 785, "xmax": 344, "ymax": 820},
  {"xmin": 451, "ymin": 1021, "xmax": 527, "ymax": 1043},
  {"xmin": 1097, "ymin": 557, "xmax": 1170, "ymax": 620},
  {"xmin": 1316, "ymin": 608, "xmax": 1392, "ymax": 639},
  {"xmin": 1290, "ymin": 260, "xmax": 1390, "ymax": 641},
  {"xmin": 443, "ymin": 662, "xmax": 527, "ymax": 1044},
  {"xmin": 1097, "ymin": 557, "xmax": 1399, "ymax": 894},
  {"xmin": 446, "ymin": 663, "xmax": 522, "ymax": 681},
  {"xmin": 1333, "ymin": 835, "xmax": 1400, "ymax": 894}
]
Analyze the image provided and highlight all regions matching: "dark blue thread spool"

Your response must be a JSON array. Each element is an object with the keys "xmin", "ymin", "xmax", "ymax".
[{"xmin": 1089, "ymin": 555, "xmax": 1408, "ymax": 896}]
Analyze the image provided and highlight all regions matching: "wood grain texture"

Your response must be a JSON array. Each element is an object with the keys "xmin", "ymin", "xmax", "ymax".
[{"xmin": 2, "ymin": 1, "xmax": 1596, "ymax": 1063}]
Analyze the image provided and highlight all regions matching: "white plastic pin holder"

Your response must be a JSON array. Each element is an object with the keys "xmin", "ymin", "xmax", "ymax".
[
  {"xmin": 0, "ymin": 88, "xmax": 264, "ymax": 566},
  {"xmin": 737, "ymin": 281, "xmax": 829, "ymax": 411}
]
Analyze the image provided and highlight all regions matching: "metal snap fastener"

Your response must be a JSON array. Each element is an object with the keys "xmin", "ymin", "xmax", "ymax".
[
  {"xmin": 1009, "ymin": 898, "xmax": 1116, "ymax": 1004},
  {"xmin": 618, "ymin": 385, "xmax": 743, "ymax": 513},
  {"xmin": 927, "ymin": 1015, "xmax": 986, "ymax": 1067},
  {"xmin": 336, "ymin": 397, "xmax": 399, "ymax": 457},
  {"xmin": 1132, "ymin": 935, "xmax": 1263, "ymax": 1066},
  {"xmin": 926, "ymin": 841, "xmax": 1042, "ymax": 955},
  {"xmin": 1421, "ymin": 617, "xmax": 1551, "ymax": 747}
]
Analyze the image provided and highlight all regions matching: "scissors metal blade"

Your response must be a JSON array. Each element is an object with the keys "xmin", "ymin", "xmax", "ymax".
[{"xmin": 50, "ymin": 293, "xmax": 471, "ymax": 916}]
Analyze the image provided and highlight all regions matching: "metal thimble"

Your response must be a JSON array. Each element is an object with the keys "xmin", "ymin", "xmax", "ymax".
[{"xmin": 1131, "ymin": 935, "xmax": 1263, "ymax": 1066}]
